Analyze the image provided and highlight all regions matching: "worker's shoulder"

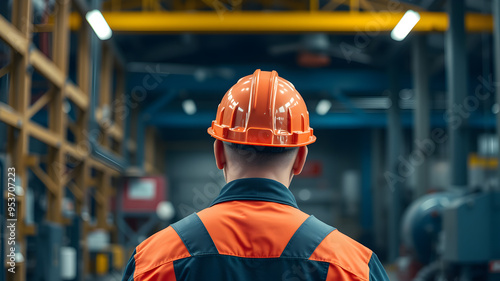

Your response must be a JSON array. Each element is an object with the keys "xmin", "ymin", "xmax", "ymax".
[
  {"xmin": 310, "ymin": 228, "xmax": 374, "ymax": 280},
  {"xmin": 135, "ymin": 225, "xmax": 181, "ymax": 253},
  {"xmin": 133, "ymin": 225, "xmax": 189, "ymax": 275}
]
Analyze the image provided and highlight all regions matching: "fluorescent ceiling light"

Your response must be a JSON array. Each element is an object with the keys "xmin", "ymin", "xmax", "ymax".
[
  {"xmin": 182, "ymin": 99, "xmax": 197, "ymax": 115},
  {"xmin": 391, "ymin": 10, "xmax": 420, "ymax": 41},
  {"xmin": 316, "ymin": 99, "xmax": 332, "ymax": 116},
  {"xmin": 86, "ymin": 10, "xmax": 112, "ymax": 40}
]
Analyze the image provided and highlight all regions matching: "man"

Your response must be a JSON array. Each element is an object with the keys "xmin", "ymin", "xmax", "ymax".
[{"xmin": 122, "ymin": 70, "xmax": 389, "ymax": 281}]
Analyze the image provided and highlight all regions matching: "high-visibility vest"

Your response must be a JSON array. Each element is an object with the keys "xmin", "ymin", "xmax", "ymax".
[{"xmin": 122, "ymin": 178, "xmax": 389, "ymax": 281}]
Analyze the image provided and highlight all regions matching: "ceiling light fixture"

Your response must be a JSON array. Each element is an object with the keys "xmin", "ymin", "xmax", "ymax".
[
  {"xmin": 182, "ymin": 99, "xmax": 197, "ymax": 115},
  {"xmin": 86, "ymin": 10, "xmax": 112, "ymax": 40},
  {"xmin": 316, "ymin": 99, "xmax": 332, "ymax": 116},
  {"xmin": 391, "ymin": 10, "xmax": 421, "ymax": 41}
]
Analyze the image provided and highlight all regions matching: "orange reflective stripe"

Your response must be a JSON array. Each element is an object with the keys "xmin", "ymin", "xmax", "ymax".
[
  {"xmin": 310, "ymin": 230, "xmax": 372, "ymax": 280},
  {"xmin": 197, "ymin": 200, "xmax": 309, "ymax": 258},
  {"xmin": 134, "ymin": 261, "xmax": 176, "ymax": 281},
  {"xmin": 134, "ymin": 226, "xmax": 190, "ymax": 277}
]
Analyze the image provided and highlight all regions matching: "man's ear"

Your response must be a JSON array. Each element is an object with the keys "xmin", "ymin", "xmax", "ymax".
[
  {"xmin": 292, "ymin": 146, "xmax": 308, "ymax": 175},
  {"xmin": 214, "ymin": 140, "xmax": 226, "ymax": 170}
]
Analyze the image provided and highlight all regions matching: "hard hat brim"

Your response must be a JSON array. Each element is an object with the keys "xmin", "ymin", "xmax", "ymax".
[{"xmin": 207, "ymin": 127, "xmax": 316, "ymax": 148}]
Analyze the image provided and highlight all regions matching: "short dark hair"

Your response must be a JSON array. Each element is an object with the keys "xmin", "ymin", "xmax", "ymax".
[{"xmin": 223, "ymin": 142, "xmax": 298, "ymax": 166}]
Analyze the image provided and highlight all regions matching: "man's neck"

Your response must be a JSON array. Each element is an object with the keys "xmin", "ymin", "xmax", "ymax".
[{"xmin": 225, "ymin": 170, "xmax": 292, "ymax": 188}]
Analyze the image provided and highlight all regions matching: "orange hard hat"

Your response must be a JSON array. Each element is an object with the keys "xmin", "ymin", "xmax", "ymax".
[{"xmin": 207, "ymin": 69, "xmax": 316, "ymax": 147}]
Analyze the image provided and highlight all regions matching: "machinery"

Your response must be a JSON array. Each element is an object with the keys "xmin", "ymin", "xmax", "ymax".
[
  {"xmin": 400, "ymin": 190, "xmax": 500, "ymax": 281},
  {"xmin": 399, "ymin": 133, "xmax": 500, "ymax": 281}
]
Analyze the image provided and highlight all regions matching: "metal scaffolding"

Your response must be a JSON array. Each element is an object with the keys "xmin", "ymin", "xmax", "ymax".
[{"xmin": 0, "ymin": 0, "xmax": 137, "ymax": 279}]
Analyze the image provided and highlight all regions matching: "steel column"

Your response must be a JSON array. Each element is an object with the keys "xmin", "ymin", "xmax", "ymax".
[
  {"xmin": 361, "ymin": 129, "xmax": 373, "ymax": 232},
  {"xmin": 371, "ymin": 129, "xmax": 385, "ymax": 254},
  {"xmin": 87, "ymin": 2, "xmax": 127, "ymax": 171},
  {"xmin": 445, "ymin": 0, "xmax": 468, "ymax": 188},
  {"xmin": 89, "ymin": 4, "xmax": 101, "ymax": 136},
  {"xmin": 494, "ymin": 0, "xmax": 500, "ymax": 182},
  {"xmin": 122, "ymin": 99, "xmax": 131, "ymax": 162},
  {"xmin": 136, "ymin": 119, "xmax": 146, "ymax": 169},
  {"xmin": 138, "ymin": 90, "xmax": 179, "ymax": 170},
  {"xmin": 386, "ymin": 66, "xmax": 403, "ymax": 262},
  {"xmin": 412, "ymin": 35, "xmax": 430, "ymax": 198}
]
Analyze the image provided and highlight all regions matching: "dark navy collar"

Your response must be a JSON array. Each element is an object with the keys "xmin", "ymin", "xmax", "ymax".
[{"xmin": 210, "ymin": 178, "xmax": 299, "ymax": 209}]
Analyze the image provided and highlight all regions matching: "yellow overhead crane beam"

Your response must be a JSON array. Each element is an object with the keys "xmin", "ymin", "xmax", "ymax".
[{"xmin": 67, "ymin": 11, "xmax": 493, "ymax": 33}]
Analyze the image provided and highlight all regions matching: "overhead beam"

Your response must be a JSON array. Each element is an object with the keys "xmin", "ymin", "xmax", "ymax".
[
  {"xmin": 66, "ymin": 11, "xmax": 493, "ymax": 33},
  {"xmin": 126, "ymin": 68, "xmax": 388, "ymax": 94},
  {"xmin": 148, "ymin": 111, "xmax": 497, "ymax": 129}
]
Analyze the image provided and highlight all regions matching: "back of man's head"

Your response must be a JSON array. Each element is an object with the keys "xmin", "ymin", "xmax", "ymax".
[
  {"xmin": 208, "ymin": 70, "xmax": 315, "ymax": 186},
  {"xmin": 223, "ymin": 142, "xmax": 299, "ymax": 169}
]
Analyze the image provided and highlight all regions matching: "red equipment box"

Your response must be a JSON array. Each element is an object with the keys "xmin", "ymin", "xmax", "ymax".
[{"xmin": 121, "ymin": 176, "xmax": 167, "ymax": 212}]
